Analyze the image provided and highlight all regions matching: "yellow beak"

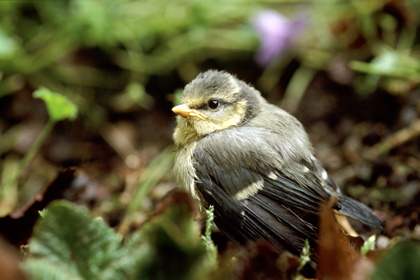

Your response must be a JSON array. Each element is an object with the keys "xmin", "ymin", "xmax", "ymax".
[{"xmin": 172, "ymin": 104, "xmax": 207, "ymax": 120}]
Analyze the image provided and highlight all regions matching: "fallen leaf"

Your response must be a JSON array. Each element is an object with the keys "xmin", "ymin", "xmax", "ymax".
[
  {"xmin": 316, "ymin": 198, "xmax": 377, "ymax": 280},
  {"xmin": 0, "ymin": 238, "xmax": 27, "ymax": 280},
  {"xmin": 0, "ymin": 169, "xmax": 76, "ymax": 246}
]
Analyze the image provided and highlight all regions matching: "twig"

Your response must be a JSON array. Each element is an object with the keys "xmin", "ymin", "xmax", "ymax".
[{"xmin": 368, "ymin": 119, "xmax": 420, "ymax": 157}]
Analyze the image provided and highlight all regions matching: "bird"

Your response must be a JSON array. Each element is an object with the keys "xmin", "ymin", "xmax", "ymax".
[{"xmin": 172, "ymin": 69, "xmax": 383, "ymax": 274}]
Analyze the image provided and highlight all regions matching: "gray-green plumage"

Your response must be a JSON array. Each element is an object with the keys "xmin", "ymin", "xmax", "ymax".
[{"xmin": 172, "ymin": 70, "xmax": 383, "ymax": 274}]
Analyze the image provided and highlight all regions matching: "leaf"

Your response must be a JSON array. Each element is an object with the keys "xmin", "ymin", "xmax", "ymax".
[
  {"xmin": 137, "ymin": 191, "xmax": 211, "ymax": 280},
  {"xmin": 33, "ymin": 88, "xmax": 78, "ymax": 122},
  {"xmin": 361, "ymin": 235, "xmax": 376, "ymax": 257},
  {"xmin": 350, "ymin": 51, "xmax": 420, "ymax": 79},
  {"xmin": 297, "ymin": 239, "xmax": 311, "ymax": 272},
  {"xmin": 0, "ymin": 239, "xmax": 27, "ymax": 280},
  {"xmin": 23, "ymin": 201, "xmax": 123, "ymax": 280},
  {"xmin": 0, "ymin": 28, "xmax": 19, "ymax": 59},
  {"xmin": 316, "ymin": 198, "xmax": 377, "ymax": 280},
  {"xmin": 23, "ymin": 259, "xmax": 82, "ymax": 280},
  {"xmin": 172, "ymin": 88, "xmax": 183, "ymax": 106},
  {"xmin": 371, "ymin": 239, "xmax": 420, "ymax": 280},
  {"xmin": 0, "ymin": 169, "xmax": 76, "ymax": 246},
  {"xmin": 23, "ymin": 192, "xmax": 214, "ymax": 280},
  {"xmin": 37, "ymin": 209, "xmax": 48, "ymax": 219}
]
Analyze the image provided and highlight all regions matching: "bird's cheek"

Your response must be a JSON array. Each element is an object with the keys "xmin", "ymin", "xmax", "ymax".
[{"xmin": 193, "ymin": 120, "xmax": 215, "ymax": 135}]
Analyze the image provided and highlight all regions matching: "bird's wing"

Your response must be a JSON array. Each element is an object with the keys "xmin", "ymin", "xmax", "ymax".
[
  {"xmin": 192, "ymin": 126, "xmax": 382, "ymax": 253},
  {"xmin": 193, "ymin": 126, "xmax": 331, "ymax": 211},
  {"xmin": 192, "ymin": 127, "xmax": 325, "ymax": 253},
  {"xmin": 196, "ymin": 165, "xmax": 318, "ymax": 256}
]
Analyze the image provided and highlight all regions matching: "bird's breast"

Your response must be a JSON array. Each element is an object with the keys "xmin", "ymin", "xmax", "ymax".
[{"xmin": 174, "ymin": 141, "xmax": 200, "ymax": 200}]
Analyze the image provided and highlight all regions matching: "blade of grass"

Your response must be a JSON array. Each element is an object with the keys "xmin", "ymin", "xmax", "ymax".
[
  {"xmin": 0, "ymin": 119, "xmax": 55, "ymax": 204},
  {"xmin": 281, "ymin": 66, "xmax": 316, "ymax": 113},
  {"xmin": 118, "ymin": 145, "xmax": 175, "ymax": 234}
]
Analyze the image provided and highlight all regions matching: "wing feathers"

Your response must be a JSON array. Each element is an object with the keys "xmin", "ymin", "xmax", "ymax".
[{"xmin": 193, "ymin": 126, "xmax": 382, "ymax": 257}]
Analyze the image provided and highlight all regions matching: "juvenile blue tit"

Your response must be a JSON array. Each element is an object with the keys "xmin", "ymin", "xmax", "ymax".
[{"xmin": 172, "ymin": 70, "xmax": 382, "ymax": 273}]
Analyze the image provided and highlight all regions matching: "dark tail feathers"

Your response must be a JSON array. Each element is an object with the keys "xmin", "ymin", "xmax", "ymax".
[{"xmin": 337, "ymin": 196, "xmax": 384, "ymax": 230}]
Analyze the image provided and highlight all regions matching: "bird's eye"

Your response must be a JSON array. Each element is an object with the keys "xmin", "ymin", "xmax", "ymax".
[{"xmin": 208, "ymin": 100, "xmax": 219, "ymax": 109}]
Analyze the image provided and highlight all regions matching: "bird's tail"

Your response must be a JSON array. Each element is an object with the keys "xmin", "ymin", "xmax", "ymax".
[{"xmin": 337, "ymin": 196, "xmax": 384, "ymax": 230}]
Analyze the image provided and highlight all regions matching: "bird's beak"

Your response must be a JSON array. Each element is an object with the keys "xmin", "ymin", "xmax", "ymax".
[{"xmin": 172, "ymin": 104, "xmax": 207, "ymax": 120}]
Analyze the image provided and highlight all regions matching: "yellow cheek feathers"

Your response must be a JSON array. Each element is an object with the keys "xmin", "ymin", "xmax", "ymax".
[
  {"xmin": 172, "ymin": 104, "xmax": 207, "ymax": 120},
  {"xmin": 173, "ymin": 99, "xmax": 248, "ymax": 136}
]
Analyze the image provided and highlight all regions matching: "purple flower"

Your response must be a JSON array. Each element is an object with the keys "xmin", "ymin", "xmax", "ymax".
[{"xmin": 252, "ymin": 10, "xmax": 306, "ymax": 66}]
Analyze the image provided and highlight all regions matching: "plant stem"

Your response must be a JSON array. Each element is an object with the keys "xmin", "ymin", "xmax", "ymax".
[
  {"xmin": 0, "ymin": 119, "xmax": 56, "ymax": 208},
  {"xmin": 16, "ymin": 119, "xmax": 56, "ymax": 177}
]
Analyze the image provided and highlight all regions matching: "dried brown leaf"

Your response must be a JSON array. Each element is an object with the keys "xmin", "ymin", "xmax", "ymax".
[
  {"xmin": 316, "ymin": 198, "xmax": 377, "ymax": 280},
  {"xmin": 0, "ymin": 169, "xmax": 76, "ymax": 246},
  {"xmin": 0, "ymin": 238, "xmax": 27, "ymax": 280}
]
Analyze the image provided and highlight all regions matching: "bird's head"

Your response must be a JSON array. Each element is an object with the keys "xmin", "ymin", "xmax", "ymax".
[{"xmin": 172, "ymin": 70, "xmax": 263, "ymax": 142}]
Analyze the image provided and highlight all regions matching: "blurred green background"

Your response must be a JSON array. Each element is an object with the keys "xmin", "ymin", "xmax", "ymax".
[{"xmin": 2, "ymin": 0, "xmax": 418, "ymax": 115}]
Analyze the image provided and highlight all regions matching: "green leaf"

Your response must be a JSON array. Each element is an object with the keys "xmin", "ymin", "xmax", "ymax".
[
  {"xmin": 361, "ymin": 235, "xmax": 376, "ymax": 257},
  {"xmin": 24, "ymin": 259, "xmax": 83, "ymax": 280},
  {"xmin": 38, "ymin": 209, "xmax": 47, "ymax": 218},
  {"xmin": 24, "ymin": 201, "xmax": 123, "ymax": 280},
  {"xmin": 33, "ymin": 88, "xmax": 78, "ymax": 122},
  {"xmin": 23, "ymin": 196, "xmax": 214, "ymax": 280},
  {"xmin": 0, "ymin": 28, "xmax": 19, "ymax": 58},
  {"xmin": 137, "ymin": 196, "xmax": 211, "ymax": 280},
  {"xmin": 372, "ymin": 239, "xmax": 420, "ymax": 280},
  {"xmin": 173, "ymin": 88, "xmax": 184, "ymax": 106},
  {"xmin": 350, "ymin": 51, "xmax": 420, "ymax": 79},
  {"xmin": 297, "ymin": 239, "xmax": 311, "ymax": 272}
]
